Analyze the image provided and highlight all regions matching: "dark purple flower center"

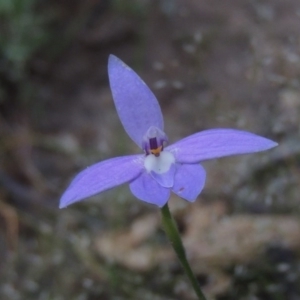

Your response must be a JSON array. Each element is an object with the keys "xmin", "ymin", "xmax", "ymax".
[{"xmin": 142, "ymin": 126, "xmax": 168, "ymax": 157}]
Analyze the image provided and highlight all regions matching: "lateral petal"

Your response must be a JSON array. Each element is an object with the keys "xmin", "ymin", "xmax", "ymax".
[
  {"xmin": 108, "ymin": 55, "xmax": 164, "ymax": 147},
  {"xmin": 129, "ymin": 172, "xmax": 170, "ymax": 207},
  {"xmin": 60, "ymin": 155, "xmax": 144, "ymax": 208},
  {"xmin": 172, "ymin": 164, "xmax": 206, "ymax": 202},
  {"xmin": 166, "ymin": 129, "xmax": 278, "ymax": 163}
]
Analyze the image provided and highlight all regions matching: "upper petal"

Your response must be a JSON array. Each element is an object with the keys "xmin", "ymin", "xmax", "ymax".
[
  {"xmin": 129, "ymin": 172, "xmax": 170, "ymax": 207},
  {"xmin": 108, "ymin": 55, "xmax": 164, "ymax": 147},
  {"xmin": 166, "ymin": 129, "xmax": 278, "ymax": 163},
  {"xmin": 172, "ymin": 163, "xmax": 206, "ymax": 202},
  {"xmin": 60, "ymin": 155, "xmax": 144, "ymax": 208}
]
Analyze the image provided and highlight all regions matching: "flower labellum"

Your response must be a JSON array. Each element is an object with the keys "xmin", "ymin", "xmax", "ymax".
[{"xmin": 59, "ymin": 55, "xmax": 278, "ymax": 208}]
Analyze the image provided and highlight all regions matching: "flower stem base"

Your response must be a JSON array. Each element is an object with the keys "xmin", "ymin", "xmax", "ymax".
[{"xmin": 160, "ymin": 203, "xmax": 207, "ymax": 300}]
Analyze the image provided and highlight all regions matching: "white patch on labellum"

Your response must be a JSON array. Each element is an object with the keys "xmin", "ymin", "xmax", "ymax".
[{"xmin": 144, "ymin": 151, "xmax": 175, "ymax": 174}]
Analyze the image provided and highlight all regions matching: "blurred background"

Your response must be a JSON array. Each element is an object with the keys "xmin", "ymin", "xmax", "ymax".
[{"xmin": 1, "ymin": 0, "xmax": 300, "ymax": 299}]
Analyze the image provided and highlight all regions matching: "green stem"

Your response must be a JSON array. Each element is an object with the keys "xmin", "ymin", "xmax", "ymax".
[{"xmin": 160, "ymin": 203, "xmax": 207, "ymax": 300}]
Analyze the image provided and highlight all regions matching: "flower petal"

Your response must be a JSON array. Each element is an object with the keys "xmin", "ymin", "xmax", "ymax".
[
  {"xmin": 144, "ymin": 151, "xmax": 176, "ymax": 188},
  {"xmin": 129, "ymin": 172, "xmax": 170, "ymax": 207},
  {"xmin": 150, "ymin": 163, "xmax": 176, "ymax": 188},
  {"xmin": 60, "ymin": 155, "xmax": 144, "ymax": 208},
  {"xmin": 172, "ymin": 164, "xmax": 206, "ymax": 202},
  {"xmin": 108, "ymin": 55, "xmax": 164, "ymax": 147},
  {"xmin": 166, "ymin": 129, "xmax": 278, "ymax": 163}
]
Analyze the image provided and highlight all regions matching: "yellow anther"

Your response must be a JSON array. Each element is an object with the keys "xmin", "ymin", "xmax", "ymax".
[{"xmin": 150, "ymin": 146, "xmax": 163, "ymax": 157}]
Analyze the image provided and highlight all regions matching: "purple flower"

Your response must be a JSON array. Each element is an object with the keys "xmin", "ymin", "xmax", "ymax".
[{"xmin": 59, "ymin": 55, "xmax": 277, "ymax": 208}]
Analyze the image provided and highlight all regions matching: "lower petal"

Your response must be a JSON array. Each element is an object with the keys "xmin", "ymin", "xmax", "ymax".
[
  {"xmin": 172, "ymin": 163, "xmax": 206, "ymax": 202},
  {"xmin": 129, "ymin": 172, "xmax": 170, "ymax": 207},
  {"xmin": 150, "ymin": 163, "xmax": 176, "ymax": 188}
]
